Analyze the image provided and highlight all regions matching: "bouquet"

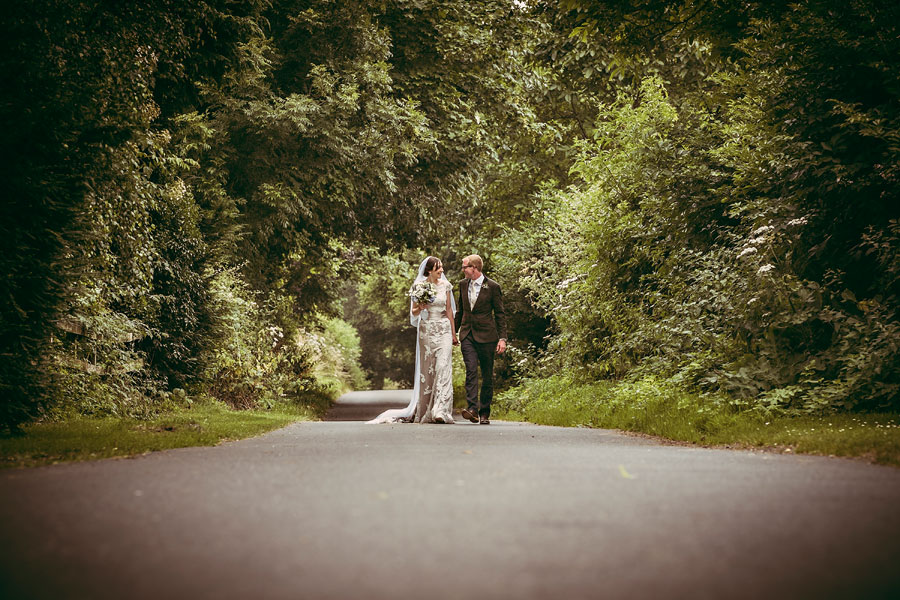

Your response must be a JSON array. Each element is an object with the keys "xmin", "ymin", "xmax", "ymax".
[{"xmin": 409, "ymin": 280, "xmax": 438, "ymax": 304}]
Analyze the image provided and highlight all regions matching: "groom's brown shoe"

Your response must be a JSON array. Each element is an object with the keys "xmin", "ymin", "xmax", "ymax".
[{"xmin": 461, "ymin": 408, "xmax": 478, "ymax": 423}]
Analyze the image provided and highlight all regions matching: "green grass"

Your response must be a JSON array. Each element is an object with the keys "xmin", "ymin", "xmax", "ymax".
[
  {"xmin": 0, "ymin": 401, "xmax": 316, "ymax": 469},
  {"xmin": 726, "ymin": 414, "xmax": 900, "ymax": 464},
  {"xmin": 494, "ymin": 375, "xmax": 900, "ymax": 467}
]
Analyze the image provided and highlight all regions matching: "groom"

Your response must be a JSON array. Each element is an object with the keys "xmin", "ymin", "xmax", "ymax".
[{"xmin": 456, "ymin": 254, "xmax": 507, "ymax": 425}]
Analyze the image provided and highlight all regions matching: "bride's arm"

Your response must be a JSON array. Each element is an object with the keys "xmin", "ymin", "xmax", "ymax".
[{"xmin": 445, "ymin": 289, "xmax": 458, "ymax": 344}]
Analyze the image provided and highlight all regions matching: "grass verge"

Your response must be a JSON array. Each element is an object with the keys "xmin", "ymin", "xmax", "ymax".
[
  {"xmin": 0, "ymin": 401, "xmax": 316, "ymax": 469},
  {"xmin": 494, "ymin": 375, "xmax": 900, "ymax": 467}
]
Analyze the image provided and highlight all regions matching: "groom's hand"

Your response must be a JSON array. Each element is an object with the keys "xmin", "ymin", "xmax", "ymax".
[{"xmin": 497, "ymin": 339, "xmax": 507, "ymax": 354}]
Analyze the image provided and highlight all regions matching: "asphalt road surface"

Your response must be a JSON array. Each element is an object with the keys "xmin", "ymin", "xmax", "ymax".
[{"xmin": 2, "ymin": 390, "xmax": 900, "ymax": 599}]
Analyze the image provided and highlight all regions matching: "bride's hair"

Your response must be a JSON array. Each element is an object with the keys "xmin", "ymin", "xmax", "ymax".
[{"xmin": 423, "ymin": 256, "xmax": 441, "ymax": 276}]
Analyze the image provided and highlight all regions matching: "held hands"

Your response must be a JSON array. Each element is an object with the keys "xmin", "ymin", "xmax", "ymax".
[{"xmin": 452, "ymin": 335, "xmax": 459, "ymax": 346}]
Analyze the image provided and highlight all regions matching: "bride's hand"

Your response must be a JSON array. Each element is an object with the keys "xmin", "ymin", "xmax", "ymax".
[{"xmin": 452, "ymin": 336, "xmax": 459, "ymax": 346}]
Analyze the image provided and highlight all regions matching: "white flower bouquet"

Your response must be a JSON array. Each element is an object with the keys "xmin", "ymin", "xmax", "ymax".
[{"xmin": 409, "ymin": 280, "xmax": 438, "ymax": 304}]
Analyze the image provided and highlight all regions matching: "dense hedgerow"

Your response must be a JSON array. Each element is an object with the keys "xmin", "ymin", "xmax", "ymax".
[{"xmin": 493, "ymin": 3, "xmax": 899, "ymax": 414}]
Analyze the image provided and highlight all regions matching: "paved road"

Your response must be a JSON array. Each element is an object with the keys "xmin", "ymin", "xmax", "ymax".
[{"xmin": 2, "ymin": 391, "xmax": 900, "ymax": 600}]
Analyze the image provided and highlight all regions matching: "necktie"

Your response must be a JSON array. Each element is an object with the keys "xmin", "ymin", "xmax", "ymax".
[{"xmin": 469, "ymin": 280, "xmax": 478, "ymax": 309}]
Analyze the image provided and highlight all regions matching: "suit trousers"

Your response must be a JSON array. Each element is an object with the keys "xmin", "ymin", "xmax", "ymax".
[{"xmin": 460, "ymin": 334, "xmax": 495, "ymax": 418}]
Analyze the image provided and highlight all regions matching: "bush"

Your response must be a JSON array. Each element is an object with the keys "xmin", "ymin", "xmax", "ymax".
[
  {"xmin": 495, "ymin": 372, "xmax": 742, "ymax": 441},
  {"xmin": 499, "ymin": 60, "xmax": 899, "ymax": 414}
]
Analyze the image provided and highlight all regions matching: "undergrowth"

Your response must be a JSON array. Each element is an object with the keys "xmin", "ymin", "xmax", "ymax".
[{"xmin": 494, "ymin": 375, "xmax": 900, "ymax": 467}]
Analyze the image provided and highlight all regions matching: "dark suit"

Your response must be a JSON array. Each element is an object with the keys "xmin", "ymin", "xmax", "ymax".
[{"xmin": 455, "ymin": 276, "xmax": 507, "ymax": 419}]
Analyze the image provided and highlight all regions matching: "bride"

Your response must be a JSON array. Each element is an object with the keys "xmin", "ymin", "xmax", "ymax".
[{"xmin": 366, "ymin": 256, "xmax": 458, "ymax": 424}]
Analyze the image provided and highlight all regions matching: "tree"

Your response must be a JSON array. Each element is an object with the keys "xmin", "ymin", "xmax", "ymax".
[
  {"xmin": 0, "ymin": 1, "xmax": 265, "ymax": 430},
  {"xmin": 500, "ymin": 0, "xmax": 900, "ymax": 412}
]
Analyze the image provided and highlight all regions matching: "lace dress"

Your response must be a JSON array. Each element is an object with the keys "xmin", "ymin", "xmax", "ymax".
[{"xmin": 414, "ymin": 279, "xmax": 455, "ymax": 423}]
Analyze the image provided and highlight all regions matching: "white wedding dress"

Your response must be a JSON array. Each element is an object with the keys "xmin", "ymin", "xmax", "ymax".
[
  {"xmin": 413, "ymin": 278, "xmax": 455, "ymax": 423},
  {"xmin": 366, "ymin": 261, "xmax": 456, "ymax": 424}
]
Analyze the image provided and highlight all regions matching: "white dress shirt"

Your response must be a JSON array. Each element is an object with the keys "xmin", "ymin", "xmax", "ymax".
[{"xmin": 469, "ymin": 274, "xmax": 484, "ymax": 308}]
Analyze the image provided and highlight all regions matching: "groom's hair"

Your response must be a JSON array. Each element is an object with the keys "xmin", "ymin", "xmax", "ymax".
[
  {"xmin": 465, "ymin": 254, "xmax": 483, "ymax": 271},
  {"xmin": 424, "ymin": 256, "xmax": 441, "ymax": 276}
]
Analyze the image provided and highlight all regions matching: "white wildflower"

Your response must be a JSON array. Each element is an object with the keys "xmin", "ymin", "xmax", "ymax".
[
  {"xmin": 556, "ymin": 275, "xmax": 582, "ymax": 289},
  {"xmin": 738, "ymin": 247, "xmax": 758, "ymax": 258},
  {"xmin": 787, "ymin": 217, "xmax": 808, "ymax": 227},
  {"xmin": 752, "ymin": 225, "xmax": 774, "ymax": 236},
  {"xmin": 757, "ymin": 264, "xmax": 775, "ymax": 275}
]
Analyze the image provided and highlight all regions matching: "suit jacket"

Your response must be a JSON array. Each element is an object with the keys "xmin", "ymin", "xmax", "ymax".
[{"xmin": 455, "ymin": 276, "xmax": 507, "ymax": 344}]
